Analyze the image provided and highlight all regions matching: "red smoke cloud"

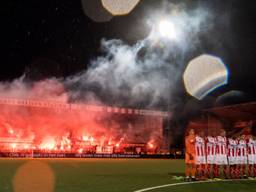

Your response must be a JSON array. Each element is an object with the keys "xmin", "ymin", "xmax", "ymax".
[{"xmin": 0, "ymin": 78, "xmax": 164, "ymax": 153}]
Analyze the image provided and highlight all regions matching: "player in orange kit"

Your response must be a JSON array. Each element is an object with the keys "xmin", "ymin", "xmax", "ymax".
[{"xmin": 185, "ymin": 128, "xmax": 196, "ymax": 181}]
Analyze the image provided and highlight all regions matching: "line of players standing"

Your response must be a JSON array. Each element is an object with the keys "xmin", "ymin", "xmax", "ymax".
[{"xmin": 185, "ymin": 128, "xmax": 256, "ymax": 181}]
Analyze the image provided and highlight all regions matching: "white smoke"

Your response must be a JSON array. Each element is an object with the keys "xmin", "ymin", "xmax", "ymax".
[
  {"xmin": 0, "ymin": 1, "xmax": 213, "ymax": 110},
  {"xmin": 0, "ymin": 1, "xmax": 221, "ymax": 147},
  {"xmin": 0, "ymin": 76, "xmax": 67, "ymax": 102},
  {"xmin": 65, "ymin": 2, "xmax": 212, "ymax": 108}
]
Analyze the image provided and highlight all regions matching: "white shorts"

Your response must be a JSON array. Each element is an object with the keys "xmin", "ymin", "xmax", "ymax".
[
  {"xmin": 216, "ymin": 155, "xmax": 228, "ymax": 165},
  {"xmin": 237, "ymin": 156, "xmax": 247, "ymax": 165},
  {"xmin": 207, "ymin": 155, "xmax": 216, "ymax": 164},
  {"xmin": 196, "ymin": 156, "xmax": 206, "ymax": 165},
  {"xmin": 248, "ymin": 155, "xmax": 256, "ymax": 164},
  {"xmin": 228, "ymin": 156, "xmax": 237, "ymax": 165}
]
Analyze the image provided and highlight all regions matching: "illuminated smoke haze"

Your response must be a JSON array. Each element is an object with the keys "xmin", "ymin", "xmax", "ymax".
[
  {"xmin": 65, "ymin": 2, "xmax": 213, "ymax": 108},
  {"xmin": 0, "ymin": 1, "xmax": 218, "ymax": 147}
]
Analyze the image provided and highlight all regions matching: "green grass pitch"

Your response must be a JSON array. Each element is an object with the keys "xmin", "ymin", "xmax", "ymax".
[{"xmin": 0, "ymin": 158, "xmax": 256, "ymax": 192}]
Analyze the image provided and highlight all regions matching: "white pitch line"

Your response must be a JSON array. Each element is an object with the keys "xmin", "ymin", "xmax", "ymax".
[{"xmin": 134, "ymin": 179, "xmax": 251, "ymax": 192}]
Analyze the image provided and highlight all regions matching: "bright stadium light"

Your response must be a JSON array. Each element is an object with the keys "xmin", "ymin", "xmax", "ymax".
[
  {"xmin": 147, "ymin": 18, "xmax": 182, "ymax": 43},
  {"xmin": 158, "ymin": 20, "xmax": 178, "ymax": 40}
]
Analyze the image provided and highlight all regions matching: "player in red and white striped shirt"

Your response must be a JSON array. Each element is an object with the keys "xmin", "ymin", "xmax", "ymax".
[
  {"xmin": 228, "ymin": 137, "xmax": 238, "ymax": 179},
  {"xmin": 237, "ymin": 135, "xmax": 247, "ymax": 178},
  {"xmin": 215, "ymin": 130, "xmax": 229, "ymax": 178},
  {"xmin": 206, "ymin": 134, "xmax": 217, "ymax": 178},
  {"xmin": 247, "ymin": 135, "xmax": 256, "ymax": 178},
  {"xmin": 195, "ymin": 132, "xmax": 206, "ymax": 180}
]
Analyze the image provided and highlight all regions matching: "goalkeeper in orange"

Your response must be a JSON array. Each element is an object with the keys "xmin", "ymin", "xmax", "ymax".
[{"xmin": 185, "ymin": 128, "xmax": 196, "ymax": 181}]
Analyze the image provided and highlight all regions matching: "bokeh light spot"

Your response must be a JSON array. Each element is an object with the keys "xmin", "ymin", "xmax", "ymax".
[
  {"xmin": 81, "ymin": 0, "xmax": 113, "ymax": 22},
  {"xmin": 101, "ymin": 0, "xmax": 140, "ymax": 16},
  {"xmin": 13, "ymin": 161, "xmax": 55, "ymax": 192},
  {"xmin": 183, "ymin": 54, "xmax": 228, "ymax": 100}
]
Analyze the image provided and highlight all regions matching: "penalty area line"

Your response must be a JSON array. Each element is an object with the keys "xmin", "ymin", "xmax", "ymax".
[{"xmin": 133, "ymin": 179, "xmax": 250, "ymax": 192}]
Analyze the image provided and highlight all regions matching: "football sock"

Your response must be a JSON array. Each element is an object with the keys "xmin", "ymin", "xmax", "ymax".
[{"xmin": 248, "ymin": 165, "xmax": 253, "ymax": 177}]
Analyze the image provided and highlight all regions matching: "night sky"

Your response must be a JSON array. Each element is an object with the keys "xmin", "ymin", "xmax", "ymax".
[{"xmin": 2, "ymin": 0, "xmax": 256, "ymax": 104}]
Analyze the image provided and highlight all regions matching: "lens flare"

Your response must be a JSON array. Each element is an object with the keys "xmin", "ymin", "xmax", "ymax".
[
  {"xmin": 13, "ymin": 161, "xmax": 55, "ymax": 192},
  {"xmin": 101, "ymin": 0, "xmax": 140, "ymax": 16},
  {"xmin": 183, "ymin": 54, "xmax": 228, "ymax": 100},
  {"xmin": 81, "ymin": 0, "xmax": 113, "ymax": 22}
]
